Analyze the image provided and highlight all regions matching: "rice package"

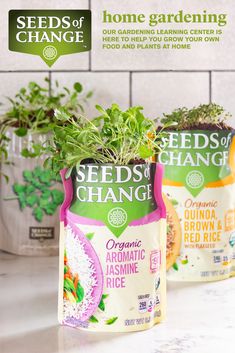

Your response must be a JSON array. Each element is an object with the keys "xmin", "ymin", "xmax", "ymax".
[
  {"xmin": 58, "ymin": 163, "xmax": 166, "ymax": 332},
  {"xmin": 160, "ymin": 128, "xmax": 235, "ymax": 281}
]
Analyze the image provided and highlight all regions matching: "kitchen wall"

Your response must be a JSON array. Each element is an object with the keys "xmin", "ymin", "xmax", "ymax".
[{"xmin": 0, "ymin": 0, "xmax": 234, "ymax": 126}]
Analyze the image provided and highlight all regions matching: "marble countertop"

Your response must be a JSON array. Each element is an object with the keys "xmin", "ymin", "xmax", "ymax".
[{"xmin": 0, "ymin": 251, "xmax": 234, "ymax": 353}]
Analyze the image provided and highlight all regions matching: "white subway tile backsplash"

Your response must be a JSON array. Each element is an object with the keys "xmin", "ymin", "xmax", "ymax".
[
  {"xmin": 0, "ymin": 73, "xmax": 48, "ymax": 114},
  {"xmin": 212, "ymin": 72, "xmax": 235, "ymax": 128},
  {"xmin": 132, "ymin": 72, "xmax": 210, "ymax": 119},
  {"xmin": 51, "ymin": 72, "xmax": 130, "ymax": 118}
]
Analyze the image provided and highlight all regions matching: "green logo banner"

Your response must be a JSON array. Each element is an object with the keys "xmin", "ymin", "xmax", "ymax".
[
  {"xmin": 159, "ymin": 130, "xmax": 234, "ymax": 197},
  {"xmin": 9, "ymin": 10, "xmax": 91, "ymax": 67},
  {"xmin": 69, "ymin": 164, "xmax": 156, "ymax": 237}
]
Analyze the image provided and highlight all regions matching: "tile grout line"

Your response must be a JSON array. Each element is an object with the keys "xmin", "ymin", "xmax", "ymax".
[
  {"xmin": 209, "ymin": 71, "xmax": 212, "ymax": 103},
  {"xmin": 89, "ymin": 52, "xmax": 92, "ymax": 71},
  {"xmin": 0, "ymin": 69, "xmax": 235, "ymax": 73},
  {"xmin": 129, "ymin": 71, "xmax": 132, "ymax": 107},
  {"xmin": 88, "ymin": 0, "xmax": 92, "ymax": 71}
]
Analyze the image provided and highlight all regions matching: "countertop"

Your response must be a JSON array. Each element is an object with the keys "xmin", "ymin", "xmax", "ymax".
[{"xmin": 0, "ymin": 251, "xmax": 234, "ymax": 353}]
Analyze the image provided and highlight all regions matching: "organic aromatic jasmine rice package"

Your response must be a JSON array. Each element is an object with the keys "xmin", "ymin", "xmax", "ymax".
[
  {"xmin": 46, "ymin": 104, "xmax": 167, "ymax": 332},
  {"xmin": 58, "ymin": 163, "xmax": 166, "ymax": 332},
  {"xmin": 159, "ymin": 104, "xmax": 235, "ymax": 281}
]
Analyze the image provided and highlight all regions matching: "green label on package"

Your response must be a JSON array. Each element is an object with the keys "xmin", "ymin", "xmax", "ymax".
[
  {"xmin": 9, "ymin": 10, "xmax": 91, "ymax": 67},
  {"xmin": 159, "ymin": 130, "xmax": 234, "ymax": 197},
  {"xmin": 69, "ymin": 164, "xmax": 156, "ymax": 237}
]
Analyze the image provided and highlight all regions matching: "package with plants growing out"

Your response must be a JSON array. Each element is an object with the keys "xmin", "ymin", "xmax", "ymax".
[
  {"xmin": 158, "ymin": 104, "xmax": 235, "ymax": 281},
  {"xmin": 0, "ymin": 78, "xmax": 91, "ymax": 256},
  {"xmin": 47, "ymin": 105, "xmax": 166, "ymax": 332}
]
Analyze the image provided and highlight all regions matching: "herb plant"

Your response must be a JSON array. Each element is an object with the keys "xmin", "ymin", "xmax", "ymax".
[
  {"xmin": 0, "ymin": 77, "xmax": 92, "ymax": 176},
  {"xmin": 160, "ymin": 103, "xmax": 231, "ymax": 130},
  {"xmin": 45, "ymin": 104, "xmax": 167, "ymax": 177}
]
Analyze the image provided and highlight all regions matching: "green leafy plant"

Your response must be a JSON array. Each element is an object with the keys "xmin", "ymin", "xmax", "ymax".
[
  {"xmin": 45, "ymin": 104, "xmax": 169, "ymax": 177},
  {"xmin": 0, "ymin": 77, "xmax": 92, "ymax": 178},
  {"xmin": 159, "ymin": 103, "xmax": 231, "ymax": 130},
  {"xmin": 4, "ymin": 166, "xmax": 63, "ymax": 222}
]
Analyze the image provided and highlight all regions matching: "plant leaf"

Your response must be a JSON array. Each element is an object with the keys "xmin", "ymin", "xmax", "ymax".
[
  {"xmin": 102, "ymin": 294, "xmax": 109, "ymax": 300},
  {"xmin": 21, "ymin": 148, "xmax": 37, "ymax": 158},
  {"xmin": 98, "ymin": 298, "xmax": 105, "ymax": 311},
  {"xmin": 44, "ymin": 202, "xmax": 57, "ymax": 215},
  {"xmin": 65, "ymin": 166, "xmax": 73, "ymax": 179},
  {"xmin": 23, "ymin": 170, "xmax": 33, "ymax": 182},
  {"xmin": 25, "ymin": 185, "xmax": 35, "ymax": 194},
  {"xmin": 33, "ymin": 207, "xmax": 43, "ymax": 222},
  {"xmin": 33, "ymin": 167, "xmax": 42, "ymax": 177},
  {"xmin": 86, "ymin": 90, "xmax": 93, "ymax": 98},
  {"xmin": 18, "ymin": 194, "xmax": 27, "ymax": 209},
  {"xmin": 41, "ymin": 190, "xmax": 51, "ymax": 199},
  {"xmin": 138, "ymin": 145, "xmax": 153, "ymax": 159},
  {"xmin": 171, "ymin": 199, "xmax": 179, "ymax": 206},
  {"xmin": 26, "ymin": 194, "xmax": 38, "ymax": 207},
  {"xmin": 105, "ymin": 317, "xmax": 118, "ymax": 325},
  {"xmin": 51, "ymin": 189, "xmax": 64, "ymax": 205},
  {"xmin": 86, "ymin": 233, "xmax": 94, "ymax": 241},
  {"xmin": 13, "ymin": 183, "xmax": 26, "ymax": 194},
  {"xmin": 89, "ymin": 315, "xmax": 99, "ymax": 323},
  {"xmin": 74, "ymin": 82, "xmax": 83, "ymax": 93},
  {"xmin": 38, "ymin": 170, "xmax": 52, "ymax": 184},
  {"xmin": 14, "ymin": 127, "xmax": 27, "ymax": 137}
]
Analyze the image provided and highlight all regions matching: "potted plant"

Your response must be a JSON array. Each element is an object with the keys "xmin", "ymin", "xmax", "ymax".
[
  {"xmin": 46, "ymin": 104, "xmax": 167, "ymax": 332},
  {"xmin": 158, "ymin": 103, "xmax": 235, "ymax": 281},
  {"xmin": 0, "ymin": 77, "xmax": 92, "ymax": 256}
]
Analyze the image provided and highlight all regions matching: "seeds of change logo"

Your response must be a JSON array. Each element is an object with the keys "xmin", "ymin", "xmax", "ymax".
[
  {"xmin": 108, "ymin": 208, "xmax": 128, "ymax": 228},
  {"xmin": 9, "ymin": 10, "xmax": 91, "ymax": 67},
  {"xmin": 186, "ymin": 170, "xmax": 205, "ymax": 189}
]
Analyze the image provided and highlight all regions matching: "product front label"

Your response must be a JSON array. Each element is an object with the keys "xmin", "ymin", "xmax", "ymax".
[
  {"xmin": 165, "ymin": 185, "xmax": 235, "ymax": 281},
  {"xmin": 70, "ymin": 164, "xmax": 156, "ymax": 237},
  {"xmin": 160, "ymin": 130, "xmax": 235, "ymax": 281},
  {"xmin": 159, "ymin": 130, "xmax": 233, "ymax": 196},
  {"xmin": 9, "ymin": 10, "xmax": 91, "ymax": 67},
  {"xmin": 59, "ymin": 220, "xmax": 166, "ymax": 331},
  {"xmin": 58, "ymin": 164, "xmax": 166, "ymax": 332}
]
